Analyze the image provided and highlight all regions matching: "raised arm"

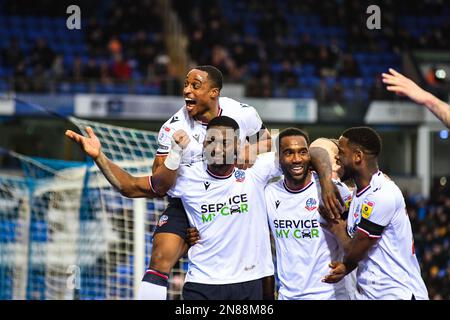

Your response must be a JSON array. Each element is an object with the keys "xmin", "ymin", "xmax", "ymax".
[
  {"xmin": 382, "ymin": 68, "xmax": 450, "ymax": 128},
  {"xmin": 65, "ymin": 126, "xmax": 153, "ymax": 198},
  {"xmin": 65, "ymin": 127, "xmax": 189, "ymax": 198}
]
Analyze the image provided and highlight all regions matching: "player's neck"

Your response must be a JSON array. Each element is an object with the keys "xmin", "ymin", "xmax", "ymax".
[
  {"xmin": 206, "ymin": 163, "xmax": 235, "ymax": 178},
  {"xmin": 355, "ymin": 165, "xmax": 379, "ymax": 193},
  {"xmin": 195, "ymin": 102, "xmax": 220, "ymax": 124},
  {"xmin": 284, "ymin": 171, "xmax": 312, "ymax": 191}
]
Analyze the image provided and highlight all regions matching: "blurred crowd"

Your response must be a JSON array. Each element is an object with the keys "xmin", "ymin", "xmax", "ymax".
[
  {"xmin": 1, "ymin": 0, "xmax": 180, "ymax": 94},
  {"xmin": 407, "ymin": 192, "xmax": 450, "ymax": 300},
  {"xmin": 1, "ymin": 0, "xmax": 449, "ymax": 101}
]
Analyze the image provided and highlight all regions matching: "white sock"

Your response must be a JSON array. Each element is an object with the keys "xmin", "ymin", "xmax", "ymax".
[
  {"xmin": 137, "ymin": 281, "xmax": 167, "ymax": 300},
  {"xmin": 136, "ymin": 269, "xmax": 169, "ymax": 300}
]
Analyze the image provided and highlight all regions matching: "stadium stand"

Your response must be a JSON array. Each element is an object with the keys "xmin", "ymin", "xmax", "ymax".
[{"xmin": 0, "ymin": 0, "xmax": 449, "ymax": 300}]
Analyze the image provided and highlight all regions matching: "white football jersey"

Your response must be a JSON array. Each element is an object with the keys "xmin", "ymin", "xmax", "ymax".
[
  {"xmin": 346, "ymin": 171, "xmax": 429, "ymax": 300},
  {"xmin": 265, "ymin": 172, "xmax": 352, "ymax": 300},
  {"xmin": 156, "ymin": 97, "xmax": 263, "ymax": 164},
  {"xmin": 167, "ymin": 152, "xmax": 280, "ymax": 285}
]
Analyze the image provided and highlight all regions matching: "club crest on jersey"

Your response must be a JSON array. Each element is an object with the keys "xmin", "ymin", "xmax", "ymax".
[
  {"xmin": 157, "ymin": 215, "xmax": 169, "ymax": 227},
  {"xmin": 361, "ymin": 200, "xmax": 375, "ymax": 219},
  {"xmin": 305, "ymin": 198, "xmax": 317, "ymax": 211},
  {"xmin": 235, "ymin": 170, "xmax": 245, "ymax": 182}
]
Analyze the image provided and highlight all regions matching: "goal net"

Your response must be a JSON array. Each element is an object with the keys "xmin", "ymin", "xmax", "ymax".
[{"xmin": 0, "ymin": 119, "xmax": 186, "ymax": 300}]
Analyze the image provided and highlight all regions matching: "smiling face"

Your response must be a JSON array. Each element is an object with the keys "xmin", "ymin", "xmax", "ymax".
[
  {"xmin": 183, "ymin": 69, "xmax": 219, "ymax": 119},
  {"xmin": 336, "ymin": 136, "xmax": 357, "ymax": 181},
  {"xmin": 279, "ymin": 135, "xmax": 311, "ymax": 184}
]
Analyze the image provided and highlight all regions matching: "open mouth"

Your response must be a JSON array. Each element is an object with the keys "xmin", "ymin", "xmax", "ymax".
[
  {"xmin": 290, "ymin": 165, "xmax": 305, "ymax": 175},
  {"xmin": 185, "ymin": 98, "xmax": 197, "ymax": 111}
]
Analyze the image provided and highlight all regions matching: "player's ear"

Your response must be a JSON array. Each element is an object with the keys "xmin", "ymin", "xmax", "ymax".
[
  {"xmin": 210, "ymin": 87, "xmax": 220, "ymax": 98},
  {"xmin": 353, "ymin": 148, "xmax": 363, "ymax": 163}
]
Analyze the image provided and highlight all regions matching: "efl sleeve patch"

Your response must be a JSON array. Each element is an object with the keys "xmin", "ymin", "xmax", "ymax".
[
  {"xmin": 361, "ymin": 200, "xmax": 375, "ymax": 219},
  {"xmin": 357, "ymin": 217, "xmax": 385, "ymax": 238}
]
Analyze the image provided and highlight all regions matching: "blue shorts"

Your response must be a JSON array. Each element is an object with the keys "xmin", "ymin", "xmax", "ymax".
[
  {"xmin": 153, "ymin": 197, "xmax": 189, "ymax": 239},
  {"xmin": 182, "ymin": 278, "xmax": 264, "ymax": 300}
]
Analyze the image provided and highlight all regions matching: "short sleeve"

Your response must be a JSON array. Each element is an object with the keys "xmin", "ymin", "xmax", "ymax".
[
  {"xmin": 248, "ymin": 152, "xmax": 281, "ymax": 184},
  {"xmin": 239, "ymin": 105, "xmax": 264, "ymax": 138},
  {"xmin": 156, "ymin": 124, "xmax": 173, "ymax": 155},
  {"xmin": 356, "ymin": 193, "xmax": 395, "ymax": 238}
]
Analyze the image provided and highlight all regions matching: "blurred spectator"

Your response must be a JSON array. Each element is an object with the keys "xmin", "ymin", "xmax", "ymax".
[
  {"xmin": 71, "ymin": 56, "xmax": 84, "ymax": 82},
  {"xmin": 2, "ymin": 37, "xmax": 24, "ymax": 69},
  {"xmin": 297, "ymin": 34, "xmax": 317, "ymax": 65},
  {"xmin": 31, "ymin": 64, "xmax": 48, "ymax": 92},
  {"xmin": 279, "ymin": 60, "xmax": 298, "ymax": 89},
  {"xmin": 49, "ymin": 55, "xmax": 66, "ymax": 82},
  {"xmin": 12, "ymin": 61, "xmax": 30, "ymax": 92},
  {"xmin": 86, "ymin": 17, "xmax": 107, "ymax": 56},
  {"xmin": 110, "ymin": 53, "xmax": 132, "ymax": 81},
  {"xmin": 317, "ymin": 45, "xmax": 337, "ymax": 78},
  {"xmin": 338, "ymin": 54, "xmax": 360, "ymax": 78},
  {"xmin": 29, "ymin": 39, "xmax": 55, "ymax": 69},
  {"xmin": 84, "ymin": 58, "xmax": 100, "ymax": 80}
]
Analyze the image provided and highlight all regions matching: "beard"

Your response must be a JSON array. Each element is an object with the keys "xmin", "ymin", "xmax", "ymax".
[{"xmin": 340, "ymin": 164, "xmax": 356, "ymax": 182}]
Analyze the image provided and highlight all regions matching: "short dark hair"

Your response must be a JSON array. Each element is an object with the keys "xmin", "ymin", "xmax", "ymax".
[
  {"xmin": 342, "ymin": 126, "xmax": 382, "ymax": 156},
  {"xmin": 194, "ymin": 65, "xmax": 223, "ymax": 91},
  {"xmin": 276, "ymin": 127, "xmax": 310, "ymax": 152},
  {"xmin": 207, "ymin": 116, "xmax": 240, "ymax": 132}
]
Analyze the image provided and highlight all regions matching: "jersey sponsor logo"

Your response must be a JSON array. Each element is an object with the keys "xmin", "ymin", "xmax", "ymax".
[
  {"xmin": 305, "ymin": 198, "xmax": 317, "ymax": 211},
  {"xmin": 273, "ymin": 219, "xmax": 320, "ymax": 239},
  {"xmin": 157, "ymin": 215, "xmax": 169, "ymax": 227},
  {"xmin": 204, "ymin": 181, "xmax": 211, "ymax": 190},
  {"xmin": 361, "ymin": 200, "xmax": 375, "ymax": 219},
  {"xmin": 275, "ymin": 200, "xmax": 281, "ymax": 209},
  {"xmin": 234, "ymin": 170, "xmax": 245, "ymax": 182},
  {"xmin": 200, "ymin": 193, "xmax": 249, "ymax": 223}
]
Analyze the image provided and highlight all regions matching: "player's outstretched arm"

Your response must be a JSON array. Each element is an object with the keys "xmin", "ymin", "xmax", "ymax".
[
  {"xmin": 65, "ymin": 127, "xmax": 154, "ymax": 198},
  {"xmin": 382, "ymin": 68, "xmax": 450, "ymax": 128},
  {"xmin": 310, "ymin": 144, "xmax": 344, "ymax": 220}
]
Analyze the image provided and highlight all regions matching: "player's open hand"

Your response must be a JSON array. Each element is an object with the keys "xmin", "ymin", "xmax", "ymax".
[
  {"xmin": 322, "ymin": 261, "xmax": 347, "ymax": 284},
  {"xmin": 186, "ymin": 227, "xmax": 200, "ymax": 246},
  {"xmin": 382, "ymin": 68, "xmax": 431, "ymax": 105},
  {"xmin": 65, "ymin": 126, "xmax": 101, "ymax": 160},
  {"xmin": 320, "ymin": 180, "xmax": 344, "ymax": 220},
  {"xmin": 172, "ymin": 130, "xmax": 191, "ymax": 150}
]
